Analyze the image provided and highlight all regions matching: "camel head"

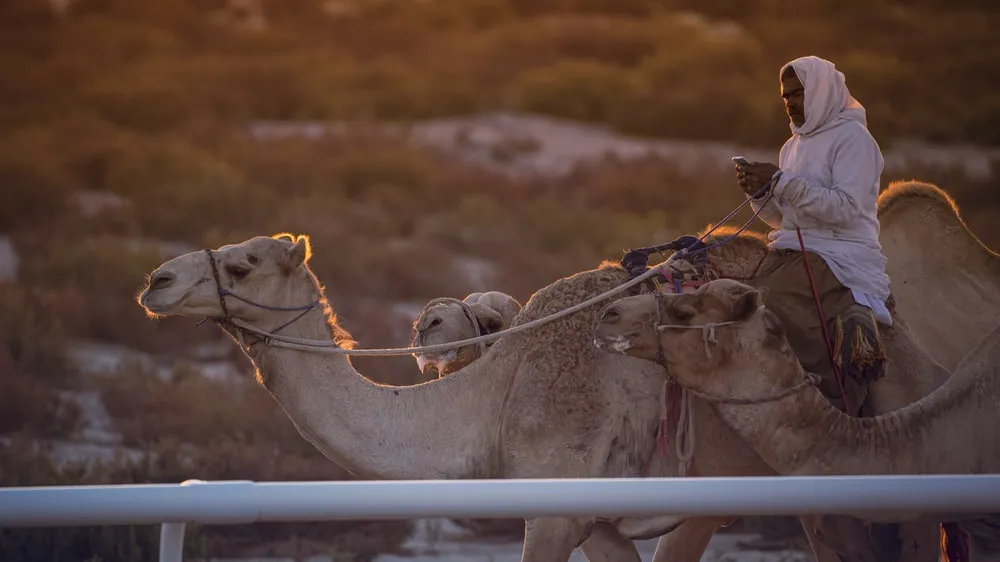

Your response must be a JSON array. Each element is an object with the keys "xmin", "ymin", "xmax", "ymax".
[
  {"xmin": 594, "ymin": 279, "xmax": 800, "ymax": 397},
  {"xmin": 138, "ymin": 233, "xmax": 317, "ymax": 324},
  {"xmin": 410, "ymin": 291, "xmax": 521, "ymax": 377}
]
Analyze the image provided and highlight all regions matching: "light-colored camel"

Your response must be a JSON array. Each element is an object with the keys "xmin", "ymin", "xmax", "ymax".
[
  {"xmin": 411, "ymin": 291, "xmax": 522, "ymax": 377},
  {"xmin": 138, "ymin": 233, "xmax": 694, "ymax": 562},
  {"xmin": 592, "ymin": 277, "xmax": 1000, "ymax": 559}
]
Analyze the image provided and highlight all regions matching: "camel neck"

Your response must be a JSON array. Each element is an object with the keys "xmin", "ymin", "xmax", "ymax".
[
  {"xmin": 238, "ymin": 286, "xmax": 513, "ymax": 481},
  {"xmin": 711, "ymin": 359, "xmax": 981, "ymax": 477}
]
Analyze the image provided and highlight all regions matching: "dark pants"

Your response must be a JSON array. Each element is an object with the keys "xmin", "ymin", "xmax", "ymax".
[{"xmin": 748, "ymin": 249, "xmax": 881, "ymax": 416}]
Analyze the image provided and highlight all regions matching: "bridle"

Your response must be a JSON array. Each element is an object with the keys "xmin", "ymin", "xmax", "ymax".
[
  {"xmin": 413, "ymin": 297, "xmax": 489, "ymax": 360},
  {"xmin": 203, "ymin": 248, "xmax": 321, "ymax": 345},
  {"xmin": 647, "ymin": 290, "xmax": 820, "ymax": 406}
]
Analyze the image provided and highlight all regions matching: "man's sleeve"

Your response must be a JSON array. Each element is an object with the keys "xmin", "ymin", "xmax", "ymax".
[
  {"xmin": 748, "ymin": 190, "xmax": 783, "ymax": 228},
  {"xmin": 771, "ymin": 128, "xmax": 881, "ymax": 225}
]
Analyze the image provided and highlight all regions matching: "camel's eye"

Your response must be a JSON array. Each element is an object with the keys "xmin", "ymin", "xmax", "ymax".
[
  {"xmin": 226, "ymin": 264, "xmax": 251, "ymax": 280},
  {"xmin": 670, "ymin": 305, "xmax": 695, "ymax": 322},
  {"xmin": 429, "ymin": 318, "xmax": 442, "ymax": 328},
  {"xmin": 247, "ymin": 254, "xmax": 260, "ymax": 265}
]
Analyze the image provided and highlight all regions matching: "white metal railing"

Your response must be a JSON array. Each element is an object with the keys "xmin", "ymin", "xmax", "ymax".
[{"xmin": 2, "ymin": 476, "xmax": 999, "ymax": 562}]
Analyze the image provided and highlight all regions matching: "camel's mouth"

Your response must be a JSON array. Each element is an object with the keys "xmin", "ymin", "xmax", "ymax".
[
  {"xmin": 414, "ymin": 350, "xmax": 458, "ymax": 378},
  {"xmin": 593, "ymin": 334, "xmax": 633, "ymax": 354},
  {"xmin": 138, "ymin": 286, "xmax": 185, "ymax": 316}
]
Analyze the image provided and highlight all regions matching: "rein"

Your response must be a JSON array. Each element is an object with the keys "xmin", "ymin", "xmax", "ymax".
[{"xmin": 198, "ymin": 182, "xmax": 775, "ymax": 357}]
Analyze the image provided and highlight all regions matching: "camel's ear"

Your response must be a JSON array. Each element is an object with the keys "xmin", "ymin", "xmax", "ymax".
[
  {"xmin": 470, "ymin": 303, "xmax": 504, "ymax": 334},
  {"xmin": 280, "ymin": 234, "xmax": 312, "ymax": 271},
  {"xmin": 731, "ymin": 286, "xmax": 763, "ymax": 322}
]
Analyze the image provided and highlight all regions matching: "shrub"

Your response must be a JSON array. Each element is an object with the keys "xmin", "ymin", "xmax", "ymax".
[
  {"xmin": 510, "ymin": 59, "xmax": 639, "ymax": 123},
  {"xmin": 0, "ymin": 366, "xmax": 80, "ymax": 438},
  {"xmin": 0, "ymin": 285, "xmax": 71, "ymax": 382},
  {"xmin": 0, "ymin": 149, "xmax": 75, "ymax": 232}
]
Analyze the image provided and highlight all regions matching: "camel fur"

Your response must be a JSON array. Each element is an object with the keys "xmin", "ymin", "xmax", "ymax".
[{"xmin": 593, "ymin": 277, "xmax": 1000, "ymax": 560}]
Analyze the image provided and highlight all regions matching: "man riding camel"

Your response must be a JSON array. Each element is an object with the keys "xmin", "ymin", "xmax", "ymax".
[{"xmin": 735, "ymin": 55, "xmax": 891, "ymax": 416}]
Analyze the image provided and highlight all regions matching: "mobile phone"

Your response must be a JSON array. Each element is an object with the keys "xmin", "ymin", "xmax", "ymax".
[{"xmin": 731, "ymin": 156, "xmax": 751, "ymax": 166}]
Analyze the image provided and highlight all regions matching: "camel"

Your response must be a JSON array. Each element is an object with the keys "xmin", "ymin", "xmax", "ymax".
[
  {"xmin": 138, "ymin": 233, "xmax": 694, "ymax": 562},
  {"xmin": 134, "ymin": 181, "xmax": 998, "ymax": 562},
  {"xmin": 628, "ymin": 180, "xmax": 1000, "ymax": 562},
  {"xmin": 411, "ymin": 291, "xmax": 522, "ymax": 377},
  {"xmin": 402, "ymin": 180, "xmax": 1000, "ymax": 561},
  {"xmin": 592, "ymin": 277, "xmax": 1000, "ymax": 559},
  {"xmin": 877, "ymin": 181, "xmax": 1000, "ymax": 371}
]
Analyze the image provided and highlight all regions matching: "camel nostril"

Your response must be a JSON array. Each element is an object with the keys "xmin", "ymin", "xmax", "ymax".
[
  {"xmin": 149, "ymin": 271, "xmax": 175, "ymax": 291},
  {"xmin": 429, "ymin": 318, "xmax": 442, "ymax": 329},
  {"xmin": 602, "ymin": 308, "xmax": 620, "ymax": 323}
]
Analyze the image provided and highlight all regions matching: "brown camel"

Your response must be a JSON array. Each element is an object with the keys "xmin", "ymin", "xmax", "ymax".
[
  {"xmin": 411, "ymin": 291, "xmax": 522, "ymax": 377},
  {"xmin": 592, "ymin": 277, "xmax": 1000, "ymax": 560},
  {"xmin": 877, "ymin": 181, "xmax": 1000, "ymax": 371},
  {"xmin": 632, "ymin": 180, "xmax": 1000, "ymax": 562}
]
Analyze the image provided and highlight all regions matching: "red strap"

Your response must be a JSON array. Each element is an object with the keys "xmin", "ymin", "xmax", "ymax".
[{"xmin": 795, "ymin": 227, "xmax": 851, "ymax": 414}]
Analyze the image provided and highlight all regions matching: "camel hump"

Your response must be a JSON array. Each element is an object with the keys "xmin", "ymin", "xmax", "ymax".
[
  {"xmin": 877, "ymin": 180, "xmax": 961, "ymax": 219},
  {"xmin": 463, "ymin": 291, "xmax": 523, "ymax": 327}
]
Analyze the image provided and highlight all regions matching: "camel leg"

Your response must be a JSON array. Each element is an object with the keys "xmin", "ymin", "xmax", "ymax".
[
  {"xmin": 521, "ymin": 516, "xmax": 591, "ymax": 562},
  {"xmin": 806, "ymin": 514, "xmax": 878, "ymax": 562},
  {"xmin": 650, "ymin": 517, "xmax": 726, "ymax": 562},
  {"xmin": 896, "ymin": 521, "xmax": 942, "ymax": 562},
  {"xmin": 579, "ymin": 522, "xmax": 641, "ymax": 562}
]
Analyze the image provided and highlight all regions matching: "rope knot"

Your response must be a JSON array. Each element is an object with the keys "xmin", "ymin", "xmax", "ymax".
[{"xmin": 701, "ymin": 323, "xmax": 718, "ymax": 359}]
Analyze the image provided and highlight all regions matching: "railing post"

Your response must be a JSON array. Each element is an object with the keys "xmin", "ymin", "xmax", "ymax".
[{"xmin": 158, "ymin": 479, "xmax": 206, "ymax": 562}]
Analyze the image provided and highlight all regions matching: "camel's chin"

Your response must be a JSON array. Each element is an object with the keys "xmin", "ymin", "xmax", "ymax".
[
  {"xmin": 414, "ymin": 350, "xmax": 457, "ymax": 378},
  {"xmin": 139, "ymin": 291, "xmax": 184, "ymax": 316}
]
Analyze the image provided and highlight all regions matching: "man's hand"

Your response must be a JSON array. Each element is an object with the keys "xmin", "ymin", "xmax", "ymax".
[{"xmin": 735, "ymin": 161, "xmax": 780, "ymax": 197}]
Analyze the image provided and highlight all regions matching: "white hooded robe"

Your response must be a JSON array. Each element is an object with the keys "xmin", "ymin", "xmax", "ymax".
[{"xmin": 749, "ymin": 55, "xmax": 892, "ymax": 325}]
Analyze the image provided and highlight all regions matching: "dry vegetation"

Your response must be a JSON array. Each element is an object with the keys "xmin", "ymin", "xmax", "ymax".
[{"xmin": 1, "ymin": 0, "xmax": 998, "ymax": 559}]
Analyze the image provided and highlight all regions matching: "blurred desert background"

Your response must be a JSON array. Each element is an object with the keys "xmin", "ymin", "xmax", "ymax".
[{"xmin": 1, "ymin": 0, "xmax": 998, "ymax": 560}]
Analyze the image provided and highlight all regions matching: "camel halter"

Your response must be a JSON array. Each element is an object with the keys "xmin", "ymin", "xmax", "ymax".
[
  {"xmin": 647, "ymin": 290, "xmax": 820, "ymax": 476},
  {"xmin": 203, "ymin": 249, "xmax": 321, "ymax": 344},
  {"xmin": 413, "ymin": 297, "xmax": 489, "ymax": 360},
  {"xmin": 651, "ymin": 299, "xmax": 821, "ymax": 406}
]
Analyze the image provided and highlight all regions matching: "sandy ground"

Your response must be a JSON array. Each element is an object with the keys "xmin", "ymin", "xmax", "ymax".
[
  {"xmin": 200, "ymin": 519, "xmax": 812, "ymax": 562},
  {"xmin": 371, "ymin": 519, "xmax": 812, "ymax": 562}
]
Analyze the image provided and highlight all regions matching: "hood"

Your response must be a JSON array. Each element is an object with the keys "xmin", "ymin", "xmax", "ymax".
[{"xmin": 781, "ymin": 55, "xmax": 868, "ymax": 137}]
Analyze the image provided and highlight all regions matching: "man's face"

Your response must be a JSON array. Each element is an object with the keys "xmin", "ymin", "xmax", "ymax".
[{"xmin": 781, "ymin": 71, "xmax": 805, "ymax": 127}]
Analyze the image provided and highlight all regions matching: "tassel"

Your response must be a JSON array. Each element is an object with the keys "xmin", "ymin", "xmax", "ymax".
[
  {"xmin": 834, "ymin": 307, "xmax": 888, "ymax": 385},
  {"xmin": 832, "ymin": 314, "xmax": 845, "ymax": 369}
]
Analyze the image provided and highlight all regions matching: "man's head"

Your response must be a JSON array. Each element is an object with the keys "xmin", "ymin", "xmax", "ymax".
[
  {"xmin": 778, "ymin": 56, "xmax": 866, "ymax": 136},
  {"xmin": 781, "ymin": 66, "xmax": 805, "ymax": 128}
]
